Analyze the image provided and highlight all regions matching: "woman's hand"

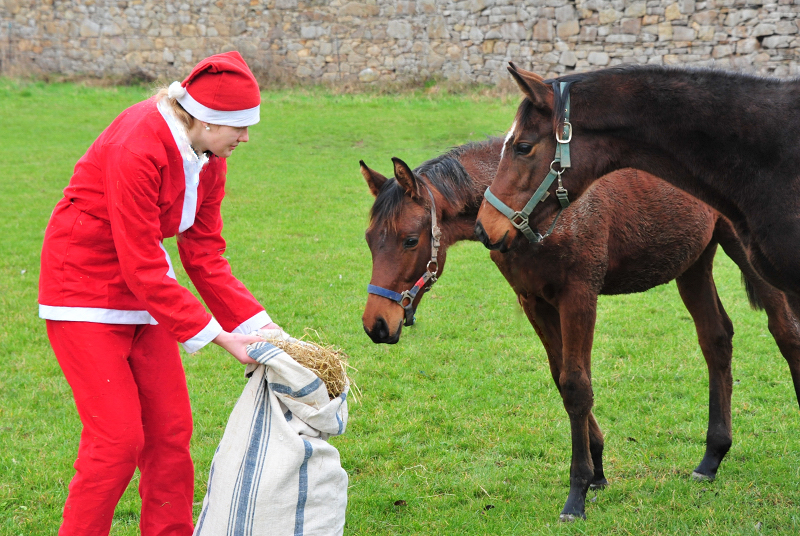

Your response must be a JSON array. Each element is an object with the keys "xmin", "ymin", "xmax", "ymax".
[{"xmin": 212, "ymin": 331, "xmax": 262, "ymax": 365}]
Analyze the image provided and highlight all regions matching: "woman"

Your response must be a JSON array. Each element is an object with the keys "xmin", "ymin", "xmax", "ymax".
[{"xmin": 39, "ymin": 51, "xmax": 281, "ymax": 535}]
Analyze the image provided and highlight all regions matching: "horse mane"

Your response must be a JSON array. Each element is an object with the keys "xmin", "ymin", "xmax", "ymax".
[
  {"xmin": 551, "ymin": 63, "xmax": 789, "ymax": 87},
  {"xmin": 369, "ymin": 138, "xmax": 500, "ymax": 228}
]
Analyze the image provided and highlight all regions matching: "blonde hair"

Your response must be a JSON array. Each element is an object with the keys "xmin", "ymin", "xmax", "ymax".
[{"xmin": 152, "ymin": 86, "xmax": 196, "ymax": 131}]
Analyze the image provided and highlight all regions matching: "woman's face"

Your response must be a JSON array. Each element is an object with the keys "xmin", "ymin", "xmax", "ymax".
[{"xmin": 194, "ymin": 124, "xmax": 249, "ymax": 158}]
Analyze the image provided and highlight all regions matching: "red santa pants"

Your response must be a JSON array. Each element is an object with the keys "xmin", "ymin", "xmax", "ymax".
[{"xmin": 47, "ymin": 320, "xmax": 194, "ymax": 536}]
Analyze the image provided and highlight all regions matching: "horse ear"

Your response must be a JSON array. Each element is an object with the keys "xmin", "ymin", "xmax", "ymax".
[
  {"xmin": 391, "ymin": 157, "xmax": 421, "ymax": 199},
  {"xmin": 360, "ymin": 160, "xmax": 388, "ymax": 198},
  {"xmin": 507, "ymin": 62, "xmax": 552, "ymax": 111}
]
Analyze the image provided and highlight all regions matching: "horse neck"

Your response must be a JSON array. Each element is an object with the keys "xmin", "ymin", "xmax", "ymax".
[{"xmin": 571, "ymin": 68, "xmax": 799, "ymax": 190}]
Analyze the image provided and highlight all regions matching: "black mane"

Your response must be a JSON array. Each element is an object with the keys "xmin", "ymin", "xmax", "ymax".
[{"xmin": 369, "ymin": 138, "xmax": 500, "ymax": 226}]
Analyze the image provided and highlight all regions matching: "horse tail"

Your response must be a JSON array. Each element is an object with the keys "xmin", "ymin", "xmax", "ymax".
[{"xmin": 741, "ymin": 272, "xmax": 765, "ymax": 311}]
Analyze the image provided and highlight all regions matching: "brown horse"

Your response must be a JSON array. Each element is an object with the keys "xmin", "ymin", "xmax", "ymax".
[
  {"xmin": 474, "ymin": 62, "xmax": 800, "ymax": 301},
  {"xmin": 362, "ymin": 138, "xmax": 800, "ymax": 521}
]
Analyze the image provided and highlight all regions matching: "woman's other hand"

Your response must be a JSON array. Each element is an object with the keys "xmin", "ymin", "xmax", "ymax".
[{"xmin": 212, "ymin": 331, "xmax": 262, "ymax": 365}]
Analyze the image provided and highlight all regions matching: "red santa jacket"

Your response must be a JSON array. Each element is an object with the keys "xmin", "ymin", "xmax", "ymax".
[{"xmin": 39, "ymin": 97, "xmax": 270, "ymax": 352}]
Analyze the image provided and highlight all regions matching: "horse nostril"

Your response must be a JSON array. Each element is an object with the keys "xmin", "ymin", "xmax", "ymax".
[
  {"xmin": 475, "ymin": 221, "xmax": 490, "ymax": 248},
  {"xmin": 375, "ymin": 317, "xmax": 389, "ymax": 340},
  {"xmin": 364, "ymin": 316, "xmax": 400, "ymax": 344}
]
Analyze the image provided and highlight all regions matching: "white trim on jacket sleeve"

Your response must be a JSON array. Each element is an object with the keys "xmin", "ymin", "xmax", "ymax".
[
  {"xmin": 39, "ymin": 304, "xmax": 154, "ymax": 324},
  {"xmin": 181, "ymin": 317, "xmax": 223, "ymax": 354},
  {"xmin": 231, "ymin": 310, "xmax": 272, "ymax": 335}
]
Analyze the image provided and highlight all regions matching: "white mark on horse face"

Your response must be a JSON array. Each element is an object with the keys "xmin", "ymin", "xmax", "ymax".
[{"xmin": 500, "ymin": 120, "xmax": 517, "ymax": 160}]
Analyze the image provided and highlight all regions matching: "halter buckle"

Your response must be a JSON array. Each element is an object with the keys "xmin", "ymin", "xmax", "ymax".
[
  {"xmin": 509, "ymin": 212, "xmax": 529, "ymax": 230},
  {"xmin": 556, "ymin": 121, "xmax": 572, "ymax": 144}
]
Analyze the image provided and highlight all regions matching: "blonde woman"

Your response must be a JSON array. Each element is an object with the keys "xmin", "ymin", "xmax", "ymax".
[{"xmin": 39, "ymin": 51, "xmax": 283, "ymax": 535}]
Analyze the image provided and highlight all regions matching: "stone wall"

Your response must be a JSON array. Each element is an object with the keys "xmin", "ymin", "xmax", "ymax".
[{"xmin": 2, "ymin": 0, "xmax": 800, "ymax": 86}]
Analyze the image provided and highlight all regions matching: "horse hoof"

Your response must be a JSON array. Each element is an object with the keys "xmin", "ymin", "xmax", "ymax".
[
  {"xmin": 559, "ymin": 512, "xmax": 586, "ymax": 523},
  {"xmin": 590, "ymin": 478, "xmax": 609, "ymax": 489},
  {"xmin": 691, "ymin": 471, "xmax": 715, "ymax": 482}
]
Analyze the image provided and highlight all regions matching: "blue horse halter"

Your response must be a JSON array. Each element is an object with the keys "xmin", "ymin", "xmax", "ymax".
[
  {"xmin": 367, "ymin": 184, "xmax": 442, "ymax": 327},
  {"xmin": 484, "ymin": 81, "xmax": 573, "ymax": 243}
]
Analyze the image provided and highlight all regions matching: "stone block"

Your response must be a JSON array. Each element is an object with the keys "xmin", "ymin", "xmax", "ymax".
[
  {"xmin": 387, "ymin": 20, "xmax": 412, "ymax": 39},
  {"xmin": 466, "ymin": 0, "xmax": 486, "ymax": 14},
  {"xmin": 358, "ymin": 67, "xmax": 378, "ymax": 81},
  {"xmin": 338, "ymin": 2, "xmax": 380, "ymax": 18},
  {"xmin": 559, "ymin": 50, "xmax": 577, "ymax": 67},
  {"xmin": 557, "ymin": 20, "xmax": 580, "ymax": 39},
  {"xmin": 736, "ymin": 37, "xmax": 759, "ymax": 54},
  {"xmin": 621, "ymin": 18, "xmax": 641, "ymax": 34},
  {"xmin": 587, "ymin": 51, "xmax": 609, "ymax": 65},
  {"xmin": 469, "ymin": 27, "xmax": 484, "ymax": 42},
  {"xmin": 500, "ymin": 22, "xmax": 527, "ymax": 41},
  {"xmin": 429, "ymin": 16, "xmax": 449, "ymax": 39},
  {"xmin": 606, "ymin": 34, "xmax": 638, "ymax": 43},
  {"xmin": 712, "ymin": 44, "xmax": 733, "ymax": 58},
  {"xmin": 658, "ymin": 22, "xmax": 673, "ymax": 41},
  {"xmin": 672, "ymin": 26, "xmax": 696, "ymax": 40},
  {"xmin": 80, "ymin": 19, "xmax": 100, "ymax": 37},
  {"xmin": 625, "ymin": 2, "xmax": 647, "ymax": 18},
  {"xmin": 532, "ymin": 19, "xmax": 553, "ymax": 41},
  {"xmin": 599, "ymin": 9, "xmax": 622, "ymax": 25},
  {"xmin": 776, "ymin": 21, "xmax": 797, "ymax": 35},
  {"xmin": 762, "ymin": 35, "xmax": 792, "ymax": 48},
  {"xmin": 555, "ymin": 5, "xmax": 576, "ymax": 23},
  {"xmin": 665, "ymin": 4, "xmax": 682, "ymax": 21},
  {"xmin": 753, "ymin": 24, "xmax": 776, "ymax": 38}
]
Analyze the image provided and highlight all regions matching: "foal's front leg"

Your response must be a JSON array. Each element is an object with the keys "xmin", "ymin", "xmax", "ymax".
[
  {"xmin": 522, "ymin": 295, "xmax": 608, "ymax": 490},
  {"xmin": 555, "ymin": 290, "xmax": 599, "ymax": 521}
]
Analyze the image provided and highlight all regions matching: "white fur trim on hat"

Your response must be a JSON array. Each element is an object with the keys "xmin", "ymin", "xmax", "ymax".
[
  {"xmin": 174, "ymin": 85, "xmax": 260, "ymax": 127},
  {"xmin": 168, "ymin": 81, "xmax": 187, "ymax": 100}
]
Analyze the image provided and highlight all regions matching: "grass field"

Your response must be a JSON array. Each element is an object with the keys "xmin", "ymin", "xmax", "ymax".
[{"xmin": 1, "ymin": 79, "xmax": 798, "ymax": 535}]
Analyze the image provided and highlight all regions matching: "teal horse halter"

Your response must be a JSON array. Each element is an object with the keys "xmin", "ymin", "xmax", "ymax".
[
  {"xmin": 484, "ymin": 81, "xmax": 573, "ymax": 243},
  {"xmin": 367, "ymin": 184, "xmax": 442, "ymax": 326}
]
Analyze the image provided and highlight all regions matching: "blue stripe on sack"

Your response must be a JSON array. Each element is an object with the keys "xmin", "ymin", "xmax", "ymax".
[
  {"xmin": 269, "ymin": 378, "xmax": 323, "ymax": 398},
  {"xmin": 226, "ymin": 380, "xmax": 267, "ymax": 536},
  {"xmin": 247, "ymin": 341, "xmax": 283, "ymax": 364},
  {"xmin": 285, "ymin": 409, "xmax": 293, "ymax": 422},
  {"xmin": 229, "ymin": 376, "xmax": 272, "ymax": 536},
  {"xmin": 336, "ymin": 412, "xmax": 344, "ymax": 435},
  {"xmin": 245, "ymin": 400, "xmax": 273, "ymax": 534},
  {"xmin": 193, "ymin": 446, "xmax": 220, "ymax": 535},
  {"xmin": 294, "ymin": 440, "xmax": 314, "ymax": 536}
]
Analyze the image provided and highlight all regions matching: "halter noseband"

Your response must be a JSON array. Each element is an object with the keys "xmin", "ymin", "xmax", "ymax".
[
  {"xmin": 367, "ymin": 184, "xmax": 442, "ymax": 327},
  {"xmin": 484, "ymin": 81, "xmax": 573, "ymax": 243}
]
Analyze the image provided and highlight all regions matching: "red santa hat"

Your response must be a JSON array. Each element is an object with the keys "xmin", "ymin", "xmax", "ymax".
[{"xmin": 167, "ymin": 51, "xmax": 260, "ymax": 127}]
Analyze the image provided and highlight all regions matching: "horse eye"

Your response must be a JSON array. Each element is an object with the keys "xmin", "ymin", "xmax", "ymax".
[
  {"xmin": 403, "ymin": 237, "xmax": 419, "ymax": 249},
  {"xmin": 514, "ymin": 143, "xmax": 534, "ymax": 156}
]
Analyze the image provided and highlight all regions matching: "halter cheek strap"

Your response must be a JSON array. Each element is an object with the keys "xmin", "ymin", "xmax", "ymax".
[
  {"xmin": 484, "ymin": 81, "xmax": 573, "ymax": 244},
  {"xmin": 367, "ymin": 184, "xmax": 442, "ymax": 327}
]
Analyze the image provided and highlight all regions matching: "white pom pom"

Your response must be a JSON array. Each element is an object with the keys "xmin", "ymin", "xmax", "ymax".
[{"xmin": 168, "ymin": 81, "xmax": 186, "ymax": 100}]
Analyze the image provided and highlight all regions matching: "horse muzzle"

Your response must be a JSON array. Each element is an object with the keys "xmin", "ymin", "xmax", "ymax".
[
  {"xmin": 475, "ymin": 220, "xmax": 511, "ymax": 252},
  {"xmin": 363, "ymin": 316, "xmax": 402, "ymax": 344}
]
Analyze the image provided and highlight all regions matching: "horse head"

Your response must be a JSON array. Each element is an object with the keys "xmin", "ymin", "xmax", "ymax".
[
  {"xmin": 475, "ymin": 62, "xmax": 602, "ymax": 252},
  {"xmin": 361, "ymin": 157, "xmax": 449, "ymax": 344}
]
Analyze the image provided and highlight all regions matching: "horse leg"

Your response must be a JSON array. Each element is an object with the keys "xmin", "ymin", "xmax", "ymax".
[
  {"xmin": 674, "ymin": 243, "xmax": 734, "ymax": 480},
  {"xmin": 519, "ymin": 294, "xmax": 608, "ymax": 489},
  {"xmin": 550, "ymin": 288, "xmax": 598, "ymax": 521},
  {"xmin": 716, "ymin": 226, "xmax": 800, "ymax": 410}
]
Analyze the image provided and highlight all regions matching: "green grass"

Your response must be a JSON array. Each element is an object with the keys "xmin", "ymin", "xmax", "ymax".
[{"xmin": 1, "ymin": 79, "xmax": 798, "ymax": 535}]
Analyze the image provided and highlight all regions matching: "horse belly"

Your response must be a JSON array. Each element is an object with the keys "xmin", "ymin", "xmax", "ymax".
[{"xmin": 600, "ymin": 221, "xmax": 714, "ymax": 295}]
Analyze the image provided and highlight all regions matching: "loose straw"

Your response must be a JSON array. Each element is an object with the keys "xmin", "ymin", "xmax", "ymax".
[{"xmin": 259, "ymin": 331, "xmax": 360, "ymax": 402}]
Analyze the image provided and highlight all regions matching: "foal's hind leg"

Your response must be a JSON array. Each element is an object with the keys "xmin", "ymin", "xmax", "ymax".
[
  {"xmin": 675, "ymin": 243, "xmax": 734, "ymax": 480},
  {"xmin": 520, "ymin": 294, "xmax": 608, "ymax": 489}
]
